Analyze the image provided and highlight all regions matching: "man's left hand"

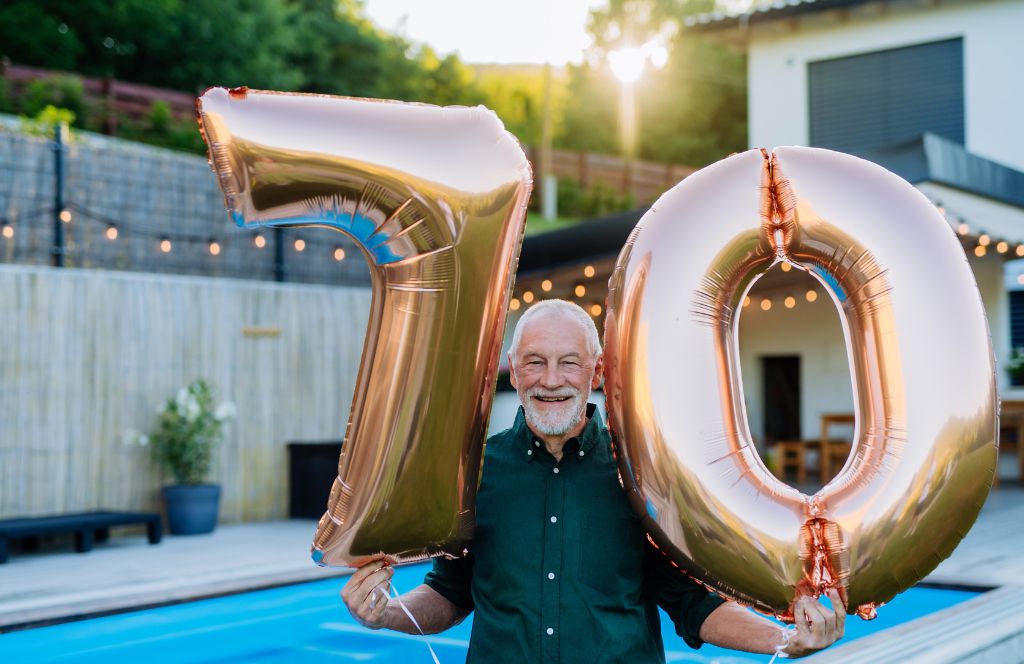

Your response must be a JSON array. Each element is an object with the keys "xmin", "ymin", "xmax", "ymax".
[{"xmin": 779, "ymin": 588, "xmax": 846, "ymax": 658}]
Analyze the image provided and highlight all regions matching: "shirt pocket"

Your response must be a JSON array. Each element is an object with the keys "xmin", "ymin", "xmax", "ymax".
[{"xmin": 577, "ymin": 513, "xmax": 644, "ymax": 596}]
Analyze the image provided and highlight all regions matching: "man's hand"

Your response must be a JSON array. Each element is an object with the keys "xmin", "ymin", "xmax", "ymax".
[
  {"xmin": 778, "ymin": 588, "xmax": 846, "ymax": 658},
  {"xmin": 340, "ymin": 560, "xmax": 395, "ymax": 630}
]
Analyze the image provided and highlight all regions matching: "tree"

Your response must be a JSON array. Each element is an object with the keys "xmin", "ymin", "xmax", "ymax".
[{"xmin": 560, "ymin": 0, "xmax": 746, "ymax": 167}]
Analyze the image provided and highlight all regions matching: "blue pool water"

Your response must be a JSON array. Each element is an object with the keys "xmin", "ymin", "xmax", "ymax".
[{"xmin": 0, "ymin": 564, "xmax": 980, "ymax": 663}]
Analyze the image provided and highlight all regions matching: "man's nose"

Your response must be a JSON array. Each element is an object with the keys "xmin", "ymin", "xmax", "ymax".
[{"xmin": 540, "ymin": 362, "xmax": 562, "ymax": 388}]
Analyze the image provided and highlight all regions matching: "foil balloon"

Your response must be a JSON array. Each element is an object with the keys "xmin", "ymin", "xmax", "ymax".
[
  {"xmin": 604, "ymin": 147, "xmax": 996, "ymax": 621},
  {"xmin": 197, "ymin": 88, "xmax": 532, "ymax": 566}
]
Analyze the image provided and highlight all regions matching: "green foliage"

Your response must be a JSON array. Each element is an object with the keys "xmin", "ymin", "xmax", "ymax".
[
  {"xmin": 556, "ymin": 178, "xmax": 635, "ymax": 218},
  {"xmin": 116, "ymin": 100, "xmax": 208, "ymax": 153},
  {"xmin": 18, "ymin": 104, "xmax": 76, "ymax": 137},
  {"xmin": 148, "ymin": 380, "xmax": 235, "ymax": 485},
  {"xmin": 560, "ymin": 0, "xmax": 747, "ymax": 167},
  {"xmin": 21, "ymin": 74, "xmax": 87, "ymax": 122}
]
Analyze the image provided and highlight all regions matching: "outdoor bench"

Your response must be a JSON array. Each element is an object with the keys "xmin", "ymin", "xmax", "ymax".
[{"xmin": 0, "ymin": 511, "xmax": 162, "ymax": 563}]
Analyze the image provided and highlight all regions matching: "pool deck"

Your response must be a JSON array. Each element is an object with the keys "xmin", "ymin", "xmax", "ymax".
[
  {"xmin": 0, "ymin": 520, "xmax": 349, "ymax": 632},
  {"xmin": 1, "ymin": 485, "xmax": 1022, "ymax": 661}
]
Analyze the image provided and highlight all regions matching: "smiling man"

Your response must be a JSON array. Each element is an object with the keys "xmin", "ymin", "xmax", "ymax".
[{"xmin": 341, "ymin": 299, "xmax": 845, "ymax": 661}]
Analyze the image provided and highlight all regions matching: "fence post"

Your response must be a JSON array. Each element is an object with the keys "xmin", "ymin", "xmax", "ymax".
[
  {"xmin": 274, "ymin": 227, "xmax": 286, "ymax": 282},
  {"xmin": 51, "ymin": 121, "xmax": 67, "ymax": 268}
]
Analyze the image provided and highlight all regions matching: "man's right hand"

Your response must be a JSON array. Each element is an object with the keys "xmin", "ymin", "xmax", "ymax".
[{"xmin": 341, "ymin": 560, "xmax": 395, "ymax": 629}]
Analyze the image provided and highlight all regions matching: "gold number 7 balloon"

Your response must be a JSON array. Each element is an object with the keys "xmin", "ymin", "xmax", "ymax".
[
  {"xmin": 603, "ymin": 147, "xmax": 996, "ymax": 621},
  {"xmin": 197, "ymin": 87, "xmax": 532, "ymax": 567}
]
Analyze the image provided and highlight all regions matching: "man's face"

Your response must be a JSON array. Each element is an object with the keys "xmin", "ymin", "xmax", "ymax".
[{"xmin": 509, "ymin": 313, "xmax": 603, "ymax": 437}]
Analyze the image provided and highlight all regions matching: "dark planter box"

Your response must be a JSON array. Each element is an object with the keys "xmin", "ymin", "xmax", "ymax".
[
  {"xmin": 288, "ymin": 441, "xmax": 343, "ymax": 519},
  {"xmin": 163, "ymin": 484, "xmax": 221, "ymax": 535}
]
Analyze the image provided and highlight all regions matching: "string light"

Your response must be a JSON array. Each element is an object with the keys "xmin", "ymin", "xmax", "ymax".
[
  {"xmin": 541, "ymin": 279, "xmax": 552, "ymax": 292},
  {"xmin": 208, "ymin": 239, "xmax": 221, "ymax": 256},
  {"xmin": 975, "ymin": 245, "xmax": 986, "ymax": 257},
  {"xmin": 294, "ymin": 238, "xmax": 306, "ymax": 252},
  {"xmin": 253, "ymin": 233, "xmax": 266, "ymax": 249},
  {"xmin": 590, "ymin": 303, "xmax": 603, "ymax": 316},
  {"xmin": 583, "ymin": 265, "xmax": 595, "ymax": 278},
  {"xmin": 159, "ymin": 237, "xmax": 172, "ymax": 253},
  {"xmin": 105, "ymin": 224, "xmax": 118, "ymax": 240},
  {"xmin": 1017, "ymin": 245, "xmax": 1024, "ymax": 257},
  {"xmin": 957, "ymin": 223, "xmax": 970, "ymax": 235},
  {"xmin": 510, "ymin": 297, "xmax": 521, "ymax": 311},
  {"xmin": 806, "ymin": 289, "xmax": 818, "ymax": 303},
  {"xmin": 1, "ymin": 222, "xmax": 13, "ymax": 239},
  {"xmin": 997, "ymin": 241, "xmax": 1009, "ymax": 254},
  {"xmin": 522, "ymin": 290, "xmax": 535, "ymax": 303},
  {"xmin": 59, "ymin": 209, "xmax": 72, "ymax": 223},
  {"xmin": 780, "ymin": 262, "xmax": 792, "ymax": 272},
  {"xmin": 743, "ymin": 295, "xmax": 751, "ymax": 307},
  {"xmin": 978, "ymin": 234, "xmax": 991, "ymax": 247},
  {"xmin": 333, "ymin": 247, "xmax": 345, "ymax": 261},
  {"xmin": 784, "ymin": 296, "xmax": 796, "ymax": 309},
  {"xmin": 760, "ymin": 298, "xmax": 772, "ymax": 311},
  {"xmin": 574, "ymin": 284, "xmax": 586, "ymax": 298}
]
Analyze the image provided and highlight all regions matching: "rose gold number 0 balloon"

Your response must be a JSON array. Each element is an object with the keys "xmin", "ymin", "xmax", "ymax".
[
  {"xmin": 604, "ymin": 147, "xmax": 996, "ymax": 621},
  {"xmin": 197, "ymin": 88, "xmax": 531, "ymax": 566}
]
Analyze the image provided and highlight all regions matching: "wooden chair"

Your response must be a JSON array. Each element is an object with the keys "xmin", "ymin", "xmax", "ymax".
[
  {"xmin": 775, "ymin": 440, "xmax": 811, "ymax": 484},
  {"xmin": 819, "ymin": 413, "xmax": 855, "ymax": 484}
]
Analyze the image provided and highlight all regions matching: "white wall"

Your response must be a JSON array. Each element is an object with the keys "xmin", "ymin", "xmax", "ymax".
[
  {"xmin": 747, "ymin": 0, "xmax": 1024, "ymax": 172},
  {"xmin": 738, "ymin": 255, "xmax": 1003, "ymax": 443}
]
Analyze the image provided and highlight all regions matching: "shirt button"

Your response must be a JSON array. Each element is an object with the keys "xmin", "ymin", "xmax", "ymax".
[
  {"xmin": 552, "ymin": 467, "xmax": 560, "ymax": 474},
  {"xmin": 547, "ymin": 572, "xmax": 555, "ymax": 580},
  {"xmin": 579, "ymin": 450, "xmax": 585, "ymax": 456},
  {"xmin": 546, "ymin": 628, "xmax": 554, "ymax": 636},
  {"xmin": 550, "ymin": 516, "xmax": 557, "ymax": 523},
  {"xmin": 527, "ymin": 449, "xmax": 533, "ymax": 456},
  {"xmin": 534, "ymin": 441, "xmax": 540, "ymax": 447}
]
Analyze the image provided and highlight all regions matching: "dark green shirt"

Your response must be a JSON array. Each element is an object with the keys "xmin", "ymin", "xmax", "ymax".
[{"xmin": 425, "ymin": 404, "xmax": 725, "ymax": 663}]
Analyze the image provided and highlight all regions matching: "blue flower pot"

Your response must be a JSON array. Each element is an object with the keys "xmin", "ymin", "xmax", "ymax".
[{"xmin": 163, "ymin": 484, "xmax": 221, "ymax": 535}]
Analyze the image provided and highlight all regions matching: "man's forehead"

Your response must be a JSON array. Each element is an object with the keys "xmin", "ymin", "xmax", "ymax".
[{"xmin": 517, "ymin": 313, "xmax": 589, "ymax": 348}]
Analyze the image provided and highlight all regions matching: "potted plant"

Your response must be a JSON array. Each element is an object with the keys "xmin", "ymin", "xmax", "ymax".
[{"xmin": 148, "ymin": 380, "xmax": 235, "ymax": 535}]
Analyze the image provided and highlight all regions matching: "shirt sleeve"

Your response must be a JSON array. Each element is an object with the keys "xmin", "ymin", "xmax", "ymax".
[
  {"xmin": 643, "ymin": 542, "xmax": 727, "ymax": 649},
  {"xmin": 423, "ymin": 551, "xmax": 475, "ymax": 611}
]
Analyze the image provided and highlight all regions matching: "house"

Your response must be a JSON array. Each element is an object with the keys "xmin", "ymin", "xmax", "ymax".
[{"xmin": 495, "ymin": 0, "xmax": 1024, "ymax": 470}]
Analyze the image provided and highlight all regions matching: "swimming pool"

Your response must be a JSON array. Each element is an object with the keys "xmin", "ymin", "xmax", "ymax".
[{"xmin": 0, "ymin": 563, "xmax": 980, "ymax": 663}]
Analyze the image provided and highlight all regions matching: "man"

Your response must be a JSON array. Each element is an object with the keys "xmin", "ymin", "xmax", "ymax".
[{"xmin": 342, "ymin": 299, "xmax": 844, "ymax": 661}]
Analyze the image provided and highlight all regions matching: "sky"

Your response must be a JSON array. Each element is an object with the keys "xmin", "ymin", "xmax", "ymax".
[{"xmin": 363, "ymin": 0, "xmax": 608, "ymax": 65}]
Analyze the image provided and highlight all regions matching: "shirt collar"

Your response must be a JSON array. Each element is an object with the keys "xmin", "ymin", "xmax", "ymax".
[{"xmin": 513, "ymin": 402, "xmax": 602, "ymax": 462}]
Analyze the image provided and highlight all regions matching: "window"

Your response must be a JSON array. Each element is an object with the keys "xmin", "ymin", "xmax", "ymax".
[{"xmin": 809, "ymin": 39, "xmax": 964, "ymax": 155}]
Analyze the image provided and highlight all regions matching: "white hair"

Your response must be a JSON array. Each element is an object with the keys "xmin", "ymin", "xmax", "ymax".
[{"xmin": 508, "ymin": 299, "xmax": 601, "ymax": 359}]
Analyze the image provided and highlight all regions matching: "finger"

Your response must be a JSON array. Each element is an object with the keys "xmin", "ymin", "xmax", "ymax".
[
  {"xmin": 802, "ymin": 600, "xmax": 831, "ymax": 642},
  {"xmin": 794, "ymin": 597, "xmax": 812, "ymax": 635},
  {"xmin": 347, "ymin": 565, "xmax": 392, "ymax": 608},
  {"xmin": 369, "ymin": 586, "xmax": 390, "ymax": 622},
  {"xmin": 826, "ymin": 588, "xmax": 845, "ymax": 635},
  {"xmin": 342, "ymin": 561, "xmax": 386, "ymax": 601},
  {"xmin": 358, "ymin": 567, "xmax": 394, "ymax": 605},
  {"xmin": 828, "ymin": 588, "xmax": 847, "ymax": 635},
  {"xmin": 359, "ymin": 581, "xmax": 390, "ymax": 619}
]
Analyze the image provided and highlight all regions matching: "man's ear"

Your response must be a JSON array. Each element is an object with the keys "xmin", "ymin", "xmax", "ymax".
[
  {"xmin": 592, "ymin": 353, "xmax": 605, "ymax": 390},
  {"xmin": 508, "ymin": 353, "xmax": 519, "ymax": 389}
]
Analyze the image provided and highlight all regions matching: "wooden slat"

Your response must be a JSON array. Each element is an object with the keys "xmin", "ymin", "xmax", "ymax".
[{"xmin": 0, "ymin": 264, "xmax": 371, "ymax": 522}]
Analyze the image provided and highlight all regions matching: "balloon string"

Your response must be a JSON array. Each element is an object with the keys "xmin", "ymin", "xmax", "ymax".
[
  {"xmin": 382, "ymin": 580, "xmax": 441, "ymax": 664},
  {"xmin": 768, "ymin": 625, "xmax": 795, "ymax": 663}
]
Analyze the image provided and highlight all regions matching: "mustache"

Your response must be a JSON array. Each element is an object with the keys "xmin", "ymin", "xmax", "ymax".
[{"xmin": 527, "ymin": 389, "xmax": 579, "ymax": 399}]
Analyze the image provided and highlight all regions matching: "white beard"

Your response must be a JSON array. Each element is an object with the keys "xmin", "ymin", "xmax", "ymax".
[{"xmin": 523, "ymin": 388, "xmax": 587, "ymax": 436}]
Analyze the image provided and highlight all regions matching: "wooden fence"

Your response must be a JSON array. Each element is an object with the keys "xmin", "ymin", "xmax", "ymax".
[
  {"xmin": 0, "ymin": 264, "xmax": 371, "ymax": 522},
  {"xmin": 3, "ymin": 62, "xmax": 695, "ymax": 204}
]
